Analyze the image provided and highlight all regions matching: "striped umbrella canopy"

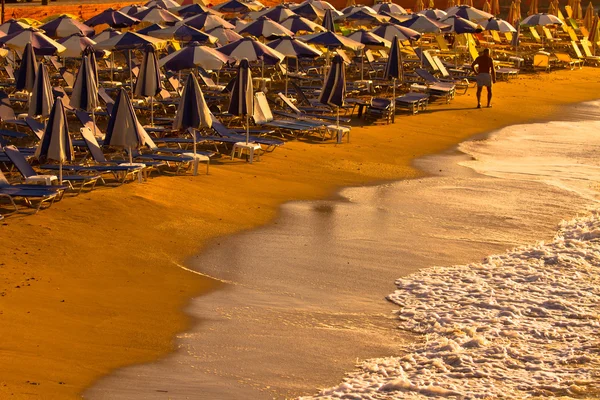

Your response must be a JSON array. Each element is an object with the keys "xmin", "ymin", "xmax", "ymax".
[
  {"xmin": 418, "ymin": 8, "xmax": 448, "ymax": 19},
  {"xmin": 57, "ymin": 34, "xmax": 107, "ymax": 58},
  {"xmin": 29, "ymin": 63, "xmax": 54, "ymax": 118},
  {"xmin": 104, "ymin": 87, "xmax": 147, "ymax": 163},
  {"xmin": 38, "ymin": 15, "xmax": 94, "ymax": 39},
  {"xmin": 322, "ymin": 9, "xmax": 335, "ymax": 30},
  {"xmin": 136, "ymin": 23, "xmax": 166, "ymax": 35},
  {"xmin": 373, "ymin": 2, "xmax": 408, "ymax": 15},
  {"xmin": 371, "ymin": 22, "xmax": 422, "ymax": 40},
  {"xmin": 227, "ymin": 58, "xmax": 253, "ymax": 144},
  {"xmin": 0, "ymin": 28, "xmax": 66, "ymax": 55},
  {"xmin": 212, "ymin": 0, "xmax": 262, "ymax": 13},
  {"xmin": 446, "ymin": 5, "xmax": 493, "ymax": 21},
  {"xmin": 307, "ymin": 0, "xmax": 337, "ymax": 10},
  {"xmin": 267, "ymin": 36, "xmax": 323, "ymax": 58},
  {"xmin": 159, "ymin": 41, "xmax": 234, "ymax": 71},
  {"xmin": 93, "ymin": 28, "xmax": 122, "ymax": 43},
  {"xmin": 229, "ymin": 18, "xmax": 250, "ymax": 31},
  {"xmin": 521, "ymin": 12, "xmax": 562, "ymax": 25},
  {"xmin": 16, "ymin": 43, "xmax": 36, "ymax": 93},
  {"xmin": 94, "ymin": 31, "xmax": 166, "ymax": 50},
  {"xmin": 584, "ymin": 2, "xmax": 595, "ymax": 30},
  {"xmin": 439, "ymin": 15, "xmax": 482, "ymax": 32},
  {"xmin": 281, "ymin": 15, "xmax": 325, "ymax": 33},
  {"xmin": 318, "ymin": 53, "xmax": 345, "ymax": 127},
  {"xmin": 261, "ymin": 5, "xmax": 298, "ymax": 22},
  {"xmin": 145, "ymin": 0, "xmax": 180, "ymax": 9},
  {"xmin": 205, "ymin": 27, "xmax": 243, "ymax": 44},
  {"xmin": 134, "ymin": 6, "xmax": 182, "ymax": 25},
  {"xmin": 238, "ymin": 16, "xmax": 294, "ymax": 39},
  {"xmin": 71, "ymin": 55, "xmax": 98, "ymax": 113},
  {"xmin": 398, "ymin": 15, "xmax": 448, "ymax": 33},
  {"xmin": 120, "ymin": 5, "xmax": 149, "ymax": 16},
  {"xmin": 481, "ymin": 17, "xmax": 516, "ymax": 31},
  {"xmin": 85, "ymin": 8, "xmax": 141, "ymax": 28},
  {"xmin": 0, "ymin": 19, "xmax": 31, "ymax": 35},
  {"xmin": 384, "ymin": 35, "xmax": 402, "ymax": 121},
  {"xmin": 290, "ymin": 2, "xmax": 325, "ymax": 21},
  {"xmin": 217, "ymin": 37, "xmax": 285, "ymax": 65},
  {"xmin": 173, "ymin": 3, "xmax": 222, "ymax": 17},
  {"xmin": 34, "ymin": 97, "xmax": 73, "ymax": 183},
  {"xmin": 183, "ymin": 12, "xmax": 235, "ymax": 30},
  {"xmin": 300, "ymin": 30, "xmax": 365, "ymax": 50},
  {"xmin": 336, "ymin": 9, "xmax": 391, "ymax": 24},
  {"xmin": 588, "ymin": 15, "xmax": 599, "ymax": 43},
  {"xmin": 149, "ymin": 24, "xmax": 219, "ymax": 43},
  {"xmin": 491, "ymin": 0, "xmax": 500, "ymax": 15},
  {"xmin": 414, "ymin": 0, "xmax": 425, "ymax": 13},
  {"xmin": 134, "ymin": 44, "xmax": 161, "ymax": 125},
  {"xmin": 346, "ymin": 29, "xmax": 391, "ymax": 47},
  {"xmin": 341, "ymin": 5, "xmax": 377, "ymax": 14}
]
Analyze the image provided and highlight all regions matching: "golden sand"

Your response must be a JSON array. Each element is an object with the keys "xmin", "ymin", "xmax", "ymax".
[{"xmin": 1, "ymin": 69, "xmax": 600, "ymax": 399}]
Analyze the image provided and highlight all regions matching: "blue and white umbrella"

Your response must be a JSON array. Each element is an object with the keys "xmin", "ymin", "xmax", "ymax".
[
  {"xmin": 268, "ymin": 36, "xmax": 322, "ymax": 95},
  {"xmin": 136, "ymin": 23, "xmax": 166, "ymax": 35},
  {"xmin": 336, "ymin": 9, "xmax": 390, "ymax": 24},
  {"xmin": 439, "ymin": 15, "xmax": 482, "ymax": 33},
  {"xmin": 398, "ymin": 13, "xmax": 449, "ymax": 33},
  {"xmin": 0, "ymin": 28, "xmax": 66, "ymax": 55},
  {"xmin": 341, "ymin": 5, "xmax": 377, "ymax": 15},
  {"xmin": 212, "ymin": 0, "xmax": 261, "ymax": 13},
  {"xmin": 71, "ymin": 55, "xmax": 99, "ymax": 137},
  {"xmin": 82, "ymin": 45, "xmax": 99, "ymax": 85},
  {"xmin": 373, "ymin": 2, "xmax": 408, "ymax": 15},
  {"xmin": 159, "ymin": 41, "xmax": 234, "ymax": 71},
  {"xmin": 205, "ymin": 27, "xmax": 243, "ymax": 44},
  {"xmin": 120, "ymin": 4, "xmax": 149, "ymax": 16},
  {"xmin": 300, "ymin": 30, "xmax": 365, "ymax": 51},
  {"xmin": 290, "ymin": 2, "xmax": 325, "ymax": 21},
  {"xmin": 134, "ymin": 6, "xmax": 182, "ymax": 25},
  {"xmin": 417, "ymin": 8, "xmax": 448, "ymax": 20},
  {"xmin": 481, "ymin": 17, "xmax": 516, "ymax": 32},
  {"xmin": 371, "ymin": 22, "xmax": 421, "ymax": 41},
  {"xmin": 172, "ymin": 4, "xmax": 222, "ymax": 17},
  {"xmin": 173, "ymin": 73, "xmax": 212, "ymax": 173},
  {"xmin": 149, "ymin": 24, "xmax": 219, "ymax": 43},
  {"xmin": 104, "ymin": 87, "xmax": 147, "ymax": 164},
  {"xmin": 261, "ymin": 5, "xmax": 297, "ymax": 22},
  {"xmin": 319, "ymin": 53, "xmax": 345, "ymax": 127},
  {"xmin": 322, "ymin": 8, "xmax": 335, "ymax": 31},
  {"xmin": 227, "ymin": 58, "xmax": 253, "ymax": 144},
  {"xmin": 134, "ymin": 44, "xmax": 161, "ymax": 125},
  {"xmin": 511, "ymin": 19, "xmax": 521, "ymax": 49},
  {"xmin": 38, "ymin": 15, "xmax": 94, "ymax": 39},
  {"xmin": 521, "ymin": 13, "xmax": 562, "ymax": 26},
  {"xmin": 280, "ymin": 15, "xmax": 324, "ymax": 33},
  {"xmin": 145, "ymin": 0, "xmax": 179, "ymax": 9},
  {"xmin": 16, "ymin": 42, "xmax": 36, "ymax": 93},
  {"xmin": 85, "ymin": 8, "xmax": 141, "ymax": 29},
  {"xmin": 92, "ymin": 28, "xmax": 122, "ymax": 43},
  {"xmin": 0, "ymin": 19, "xmax": 31, "ymax": 35},
  {"xmin": 446, "ymin": 5, "xmax": 494, "ymax": 22},
  {"xmin": 57, "ymin": 34, "xmax": 107, "ymax": 58},
  {"xmin": 183, "ymin": 12, "xmax": 235, "ymax": 30},
  {"xmin": 34, "ymin": 97, "xmax": 73, "ymax": 184},
  {"xmin": 217, "ymin": 37, "xmax": 285, "ymax": 65},
  {"xmin": 347, "ymin": 29, "xmax": 391, "ymax": 81},
  {"xmin": 384, "ymin": 35, "xmax": 402, "ymax": 122},
  {"xmin": 29, "ymin": 62, "xmax": 54, "ymax": 119},
  {"xmin": 238, "ymin": 16, "xmax": 294, "ymax": 39}
]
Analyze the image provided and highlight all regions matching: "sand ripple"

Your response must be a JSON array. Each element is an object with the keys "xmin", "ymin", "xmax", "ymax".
[{"xmin": 303, "ymin": 212, "xmax": 600, "ymax": 399}]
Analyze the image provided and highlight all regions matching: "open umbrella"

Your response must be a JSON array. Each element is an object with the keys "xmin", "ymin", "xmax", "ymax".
[
  {"xmin": 34, "ymin": 98, "xmax": 73, "ymax": 184},
  {"xmin": 418, "ymin": 8, "xmax": 448, "ymax": 19},
  {"xmin": 398, "ymin": 14, "xmax": 450, "ymax": 32},
  {"xmin": 134, "ymin": 6, "xmax": 182, "ymax": 25},
  {"xmin": 521, "ymin": 12, "xmax": 562, "ymax": 25},
  {"xmin": 172, "ymin": 3, "xmax": 222, "ymax": 17},
  {"xmin": 71, "ymin": 55, "xmax": 99, "ymax": 138},
  {"xmin": 291, "ymin": 2, "xmax": 325, "ymax": 21},
  {"xmin": 212, "ymin": 0, "xmax": 261, "ymax": 13},
  {"xmin": 38, "ymin": 15, "xmax": 94, "ymax": 39},
  {"xmin": 261, "ymin": 5, "xmax": 298, "ymax": 22},
  {"xmin": 28, "ymin": 63, "xmax": 54, "ymax": 120},
  {"xmin": 149, "ymin": 24, "xmax": 219, "ymax": 43},
  {"xmin": 136, "ymin": 23, "xmax": 166, "ymax": 35},
  {"xmin": 134, "ymin": 44, "xmax": 161, "ymax": 126},
  {"xmin": 0, "ymin": 19, "xmax": 31, "ymax": 35},
  {"xmin": 145, "ymin": 0, "xmax": 180, "ymax": 9},
  {"xmin": 16, "ymin": 42, "xmax": 36, "ymax": 94},
  {"xmin": 227, "ymin": 58, "xmax": 253, "ymax": 145},
  {"xmin": 318, "ymin": 53, "xmax": 345, "ymax": 131},
  {"xmin": 341, "ymin": 5, "xmax": 377, "ymax": 15},
  {"xmin": 0, "ymin": 28, "xmax": 66, "ymax": 55},
  {"xmin": 584, "ymin": 2, "xmax": 595, "ymax": 30},
  {"xmin": 371, "ymin": 22, "xmax": 422, "ymax": 40},
  {"xmin": 300, "ymin": 30, "xmax": 365, "ymax": 51},
  {"xmin": 205, "ymin": 27, "xmax": 243, "ymax": 44},
  {"xmin": 347, "ymin": 29, "xmax": 391, "ymax": 81},
  {"xmin": 267, "ymin": 36, "xmax": 322, "ymax": 94},
  {"xmin": 217, "ymin": 36, "xmax": 285, "ymax": 65},
  {"xmin": 159, "ymin": 41, "xmax": 234, "ymax": 71},
  {"xmin": 335, "ymin": 9, "xmax": 391, "ymax": 25},
  {"xmin": 384, "ymin": 35, "xmax": 402, "ymax": 122},
  {"xmin": 57, "ymin": 34, "xmax": 107, "ymax": 58},
  {"xmin": 93, "ymin": 27, "xmax": 122, "ymax": 43},
  {"xmin": 183, "ymin": 12, "xmax": 235, "ymax": 30},
  {"xmin": 120, "ymin": 5, "xmax": 149, "ymax": 16},
  {"xmin": 173, "ymin": 73, "xmax": 212, "ymax": 174},
  {"xmin": 104, "ymin": 88, "xmax": 146, "ymax": 165},
  {"xmin": 446, "ymin": 5, "xmax": 493, "ymax": 21},
  {"xmin": 238, "ymin": 16, "xmax": 294, "ymax": 39},
  {"xmin": 85, "ymin": 8, "xmax": 141, "ymax": 29},
  {"xmin": 281, "ymin": 15, "xmax": 325, "ymax": 33},
  {"xmin": 373, "ymin": 2, "xmax": 408, "ymax": 15},
  {"xmin": 482, "ymin": 17, "xmax": 516, "ymax": 31},
  {"xmin": 439, "ymin": 15, "xmax": 482, "ymax": 32}
]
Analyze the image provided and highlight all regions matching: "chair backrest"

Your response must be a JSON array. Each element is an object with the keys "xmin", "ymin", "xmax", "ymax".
[
  {"xmin": 0, "ymin": 91, "xmax": 17, "ymax": 121},
  {"xmin": 435, "ymin": 34, "xmax": 450, "ymax": 51},
  {"xmin": 566, "ymin": 26, "xmax": 579, "ymax": 41},
  {"xmin": 490, "ymin": 31, "xmax": 501, "ymax": 43},
  {"xmin": 580, "ymin": 40, "xmax": 595, "ymax": 57},
  {"xmin": 467, "ymin": 42, "xmax": 479, "ymax": 62},
  {"xmin": 59, "ymin": 67, "xmax": 75, "ymax": 88},
  {"xmin": 159, "ymin": 88, "xmax": 171, "ymax": 100},
  {"xmin": 571, "ymin": 41, "xmax": 585, "ymax": 58},
  {"xmin": 4, "ymin": 64, "xmax": 15, "ymax": 80},
  {"xmin": 98, "ymin": 88, "xmax": 115, "ymax": 105},
  {"xmin": 533, "ymin": 52, "xmax": 550, "ymax": 69},
  {"xmin": 0, "ymin": 168, "xmax": 11, "ymax": 186},
  {"xmin": 554, "ymin": 52, "xmax": 572, "ymax": 63},
  {"xmin": 580, "ymin": 26, "xmax": 589, "ymax": 37},
  {"xmin": 3, "ymin": 145, "xmax": 36, "ymax": 178},
  {"xmin": 277, "ymin": 92, "xmax": 304, "ymax": 115},
  {"xmin": 198, "ymin": 74, "xmax": 216, "ymax": 87},
  {"xmin": 80, "ymin": 127, "xmax": 109, "ymax": 163},
  {"xmin": 504, "ymin": 32, "xmax": 513, "ymax": 42},
  {"xmin": 541, "ymin": 27, "xmax": 553, "ymax": 40},
  {"xmin": 289, "ymin": 81, "xmax": 312, "ymax": 106},
  {"xmin": 168, "ymin": 76, "xmax": 181, "ymax": 93},
  {"xmin": 53, "ymin": 86, "xmax": 73, "ymax": 110},
  {"xmin": 252, "ymin": 92, "xmax": 274, "ymax": 124},
  {"xmin": 75, "ymin": 110, "xmax": 104, "ymax": 139},
  {"xmin": 415, "ymin": 68, "xmax": 439, "ymax": 83},
  {"xmin": 25, "ymin": 117, "xmax": 45, "ymax": 140},
  {"xmin": 209, "ymin": 114, "xmax": 234, "ymax": 137},
  {"xmin": 370, "ymin": 97, "xmax": 391, "ymax": 109},
  {"xmin": 529, "ymin": 26, "xmax": 542, "ymax": 42},
  {"xmin": 431, "ymin": 56, "xmax": 449, "ymax": 78}
]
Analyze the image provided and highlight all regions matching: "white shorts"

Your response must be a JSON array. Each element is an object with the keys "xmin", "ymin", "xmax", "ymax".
[{"xmin": 476, "ymin": 73, "xmax": 493, "ymax": 87}]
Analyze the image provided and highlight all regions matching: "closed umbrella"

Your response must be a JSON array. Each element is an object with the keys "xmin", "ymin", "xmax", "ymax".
[
  {"xmin": 227, "ymin": 58, "xmax": 253, "ymax": 145},
  {"xmin": 447, "ymin": 0, "xmax": 456, "ymax": 8},
  {"xmin": 159, "ymin": 41, "xmax": 234, "ymax": 71},
  {"xmin": 491, "ymin": 0, "xmax": 500, "ymax": 15},
  {"xmin": 173, "ymin": 73, "xmax": 212, "ymax": 174},
  {"xmin": 322, "ymin": 9, "xmax": 335, "ymax": 31},
  {"xmin": 319, "ymin": 53, "xmax": 345, "ymax": 131},
  {"xmin": 482, "ymin": 0, "xmax": 491, "ymax": 13},
  {"xmin": 414, "ymin": 0, "xmax": 425, "ymax": 13},
  {"xmin": 29, "ymin": 62, "xmax": 54, "ymax": 120},
  {"xmin": 34, "ymin": 98, "xmax": 73, "ymax": 184},
  {"xmin": 384, "ymin": 35, "xmax": 402, "ymax": 122},
  {"xmin": 104, "ymin": 87, "xmax": 146, "ymax": 165},
  {"xmin": 588, "ymin": 15, "xmax": 599, "ymax": 51},
  {"xmin": 528, "ymin": 0, "xmax": 539, "ymax": 16},
  {"xmin": 16, "ymin": 42, "xmax": 36, "ymax": 94},
  {"xmin": 82, "ymin": 45, "xmax": 99, "ymax": 87},
  {"xmin": 134, "ymin": 44, "xmax": 161, "ymax": 126},
  {"xmin": 85, "ymin": 8, "xmax": 141, "ymax": 29},
  {"xmin": 280, "ymin": 15, "xmax": 325, "ymax": 33},
  {"xmin": 38, "ymin": 15, "xmax": 94, "ymax": 39},
  {"xmin": 183, "ymin": 12, "xmax": 234, "ymax": 30},
  {"xmin": 71, "ymin": 55, "xmax": 99, "ymax": 138}
]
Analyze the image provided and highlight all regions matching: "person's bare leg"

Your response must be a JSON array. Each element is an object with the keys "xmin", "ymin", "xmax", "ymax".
[
  {"xmin": 487, "ymin": 86, "xmax": 492, "ymax": 107},
  {"xmin": 476, "ymin": 86, "xmax": 482, "ymax": 108}
]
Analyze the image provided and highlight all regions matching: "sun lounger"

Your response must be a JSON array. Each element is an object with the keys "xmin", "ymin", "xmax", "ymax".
[
  {"xmin": 276, "ymin": 93, "xmax": 351, "ymax": 123},
  {"xmin": 575, "ymin": 40, "xmax": 600, "ymax": 66},
  {"xmin": 0, "ymin": 91, "xmax": 27, "ymax": 128},
  {"xmin": 208, "ymin": 115, "xmax": 284, "ymax": 152},
  {"xmin": 553, "ymin": 52, "xmax": 584, "ymax": 70},
  {"xmin": 0, "ymin": 169, "xmax": 61, "ymax": 213},
  {"xmin": 415, "ymin": 68, "xmax": 465, "ymax": 96},
  {"xmin": 395, "ymin": 93, "xmax": 429, "ymax": 115},
  {"xmin": 364, "ymin": 98, "xmax": 393, "ymax": 124}
]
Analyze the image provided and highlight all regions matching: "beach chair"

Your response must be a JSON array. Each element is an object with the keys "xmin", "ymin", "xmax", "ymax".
[
  {"xmin": 208, "ymin": 115, "xmax": 284, "ymax": 152},
  {"xmin": 415, "ymin": 68, "xmax": 463, "ymax": 96},
  {"xmin": 0, "ymin": 169, "xmax": 59, "ymax": 214},
  {"xmin": 0, "ymin": 91, "xmax": 27, "ymax": 128},
  {"xmin": 553, "ymin": 52, "xmax": 584, "ymax": 69},
  {"xmin": 395, "ymin": 92, "xmax": 429, "ymax": 115},
  {"xmin": 3, "ymin": 145, "xmax": 99, "ymax": 194},
  {"xmin": 577, "ymin": 40, "xmax": 600, "ymax": 66},
  {"xmin": 364, "ymin": 98, "xmax": 393, "ymax": 124},
  {"xmin": 276, "ymin": 93, "xmax": 351, "ymax": 123},
  {"xmin": 533, "ymin": 51, "xmax": 551, "ymax": 72}
]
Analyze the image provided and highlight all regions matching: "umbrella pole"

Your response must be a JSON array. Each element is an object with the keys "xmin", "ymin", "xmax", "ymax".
[
  {"xmin": 392, "ymin": 77, "xmax": 396, "ymax": 123},
  {"xmin": 111, "ymin": 52, "xmax": 114, "ymax": 83},
  {"xmin": 92, "ymin": 108, "xmax": 97, "ymax": 138},
  {"xmin": 246, "ymin": 114, "xmax": 249, "ymax": 146},
  {"xmin": 129, "ymin": 146, "xmax": 133, "ymax": 165},
  {"xmin": 361, "ymin": 48, "xmax": 364, "ymax": 82},
  {"xmin": 285, "ymin": 69, "xmax": 288, "ymax": 97},
  {"xmin": 59, "ymin": 161, "xmax": 63, "ymax": 185},
  {"xmin": 150, "ymin": 96, "xmax": 154, "ymax": 126},
  {"xmin": 129, "ymin": 49, "xmax": 133, "ymax": 94},
  {"xmin": 193, "ymin": 129, "xmax": 198, "ymax": 176}
]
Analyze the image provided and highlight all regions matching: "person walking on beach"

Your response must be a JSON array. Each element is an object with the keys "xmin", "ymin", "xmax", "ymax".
[{"xmin": 471, "ymin": 48, "xmax": 496, "ymax": 109}]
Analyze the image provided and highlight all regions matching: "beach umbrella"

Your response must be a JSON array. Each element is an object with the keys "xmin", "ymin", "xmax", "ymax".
[
  {"xmin": 71, "ymin": 55, "xmax": 99, "ymax": 138},
  {"xmin": 134, "ymin": 6, "xmax": 182, "ymax": 25},
  {"xmin": 446, "ymin": 5, "xmax": 493, "ymax": 21},
  {"xmin": 15, "ymin": 42, "xmax": 36, "ymax": 93},
  {"xmin": 491, "ymin": 0, "xmax": 500, "ymax": 15},
  {"xmin": 93, "ymin": 27, "xmax": 122, "ymax": 43},
  {"xmin": 227, "ymin": 58, "xmax": 253, "ymax": 145},
  {"xmin": 0, "ymin": 28, "xmax": 66, "ymax": 55},
  {"xmin": 34, "ymin": 98, "xmax": 73, "ymax": 184},
  {"xmin": 373, "ymin": 2, "xmax": 408, "ymax": 15},
  {"xmin": 85, "ymin": 8, "xmax": 141, "ymax": 29},
  {"xmin": 134, "ymin": 44, "xmax": 161, "ymax": 125},
  {"xmin": 159, "ymin": 41, "xmax": 234, "ymax": 71},
  {"xmin": 217, "ymin": 37, "xmax": 285, "ymax": 65},
  {"xmin": 347, "ymin": 29, "xmax": 390, "ymax": 81},
  {"xmin": 482, "ymin": 0, "xmax": 491, "ymax": 13},
  {"xmin": 280, "ymin": 15, "xmax": 325, "ymax": 33},
  {"xmin": 371, "ymin": 22, "xmax": 422, "ymax": 40},
  {"xmin": 238, "ymin": 16, "xmax": 294, "ymax": 39},
  {"xmin": 322, "ymin": 9, "xmax": 335, "ymax": 31},
  {"xmin": 318, "ymin": 54, "xmax": 345, "ymax": 130},
  {"xmin": 267, "ymin": 36, "xmax": 322, "ymax": 94},
  {"xmin": 28, "ymin": 62, "xmax": 54, "ymax": 119},
  {"xmin": 172, "ymin": 3, "xmax": 222, "ymax": 17},
  {"xmin": 212, "ymin": 0, "xmax": 261, "ymax": 13},
  {"xmin": 38, "ymin": 15, "xmax": 94, "ymax": 39},
  {"xmin": 584, "ymin": 2, "xmax": 595, "ymax": 30},
  {"xmin": 481, "ymin": 17, "xmax": 516, "ymax": 31},
  {"xmin": 588, "ymin": 15, "xmax": 599, "ymax": 48},
  {"xmin": 414, "ymin": 0, "xmax": 425, "ymax": 13},
  {"xmin": 291, "ymin": 2, "xmax": 325, "ymax": 21},
  {"xmin": 301, "ymin": 30, "xmax": 365, "ymax": 51},
  {"xmin": 521, "ymin": 12, "xmax": 562, "ymax": 25},
  {"xmin": 82, "ymin": 45, "xmax": 99, "ymax": 84},
  {"xmin": 183, "ymin": 12, "xmax": 235, "ymax": 30},
  {"xmin": 136, "ymin": 23, "xmax": 166, "ymax": 35},
  {"xmin": 149, "ymin": 24, "xmax": 219, "ymax": 43},
  {"xmin": 145, "ymin": 0, "xmax": 180, "ymax": 9},
  {"xmin": 418, "ymin": 8, "xmax": 448, "ymax": 19},
  {"xmin": 0, "ymin": 19, "xmax": 31, "ymax": 35},
  {"xmin": 205, "ymin": 27, "xmax": 243, "ymax": 44},
  {"xmin": 336, "ymin": 10, "xmax": 391, "ymax": 25},
  {"xmin": 173, "ymin": 73, "xmax": 212, "ymax": 174},
  {"xmin": 57, "ymin": 34, "xmax": 107, "ymax": 58},
  {"xmin": 104, "ymin": 87, "xmax": 146, "ymax": 164},
  {"xmin": 440, "ymin": 15, "xmax": 483, "ymax": 32},
  {"xmin": 398, "ymin": 14, "xmax": 449, "ymax": 32},
  {"xmin": 384, "ymin": 35, "xmax": 402, "ymax": 122},
  {"xmin": 341, "ymin": 5, "xmax": 378, "ymax": 15},
  {"xmin": 120, "ymin": 4, "xmax": 149, "ymax": 16},
  {"xmin": 261, "ymin": 5, "xmax": 298, "ymax": 22}
]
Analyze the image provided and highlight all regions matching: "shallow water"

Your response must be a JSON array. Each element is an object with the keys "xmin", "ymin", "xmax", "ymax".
[{"xmin": 85, "ymin": 101, "xmax": 600, "ymax": 400}]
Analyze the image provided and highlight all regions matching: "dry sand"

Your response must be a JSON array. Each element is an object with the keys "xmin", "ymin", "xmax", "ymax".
[{"xmin": 1, "ymin": 68, "xmax": 600, "ymax": 399}]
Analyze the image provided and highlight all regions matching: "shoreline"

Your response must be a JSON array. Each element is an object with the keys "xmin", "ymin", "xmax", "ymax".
[{"xmin": 2, "ymin": 69, "xmax": 600, "ymax": 399}]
